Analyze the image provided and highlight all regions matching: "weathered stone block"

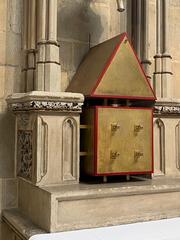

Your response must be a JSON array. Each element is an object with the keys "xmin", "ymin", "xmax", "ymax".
[
  {"xmin": 46, "ymin": 44, "xmax": 59, "ymax": 63},
  {"xmin": 3, "ymin": 178, "xmax": 18, "ymax": 209},
  {"xmin": 18, "ymin": 177, "xmax": 180, "ymax": 233},
  {"xmin": 6, "ymin": 0, "xmax": 22, "ymax": 34},
  {"xmin": 0, "ymin": 32, "xmax": 6, "ymax": 64},
  {"xmin": 5, "ymin": 32, "xmax": 21, "ymax": 66},
  {"xmin": 44, "ymin": 62, "xmax": 61, "ymax": 91},
  {"xmin": 59, "ymin": 41, "xmax": 73, "ymax": 72},
  {"xmin": 172, "ymin": 62, "xmax": 180, "ymax": 99},
  {"xmin": 26, "ymin": 69, "xmax": 35, "ymax": 92},
  {"xmin": 7, "ymin": 91, "xmax": 84, "ymax": 186},
  {"xmin": 1, "ymin": 221, "xmax": 15, "ymax": 240},
  {"xmin": 0, "ymin": 1, "xmax": 7, "ymax": 32},
  {"xmin": 0, "ymin": 66, "xmax": 5, "ymax": 98},
  {"xmin": 61, "ymin": 71, "xmax": 68, "ymax": 92},
  {"xmin": 0, "ymin": 111, "xmax": 15, "ymax": 178},
  {"xmin": 154, "ymin": 99, "xmax": 180, "ymax": 176}
]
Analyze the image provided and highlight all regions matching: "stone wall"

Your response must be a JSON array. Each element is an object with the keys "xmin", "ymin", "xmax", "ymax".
[
  {"xmin": 57, "ymin": 0, "xmax": 180, "ymax": 99},
  {"xmin": 0, "ymin": 1, "xmax": 126, "ymax": 237},
  {"xmin": 0, "ymin": 0, "xmax": 23, "ymax": 237},
  {"xmin": 57, "ymin": 0, "xmax": 127, "ymax": 91},
  {"xmin": 0, "ymin": 0, "xmax": 180, "ymax": 238},
  {"xmin": 169, "ymin": 0, "xmax": 180, "ymax": 98}
]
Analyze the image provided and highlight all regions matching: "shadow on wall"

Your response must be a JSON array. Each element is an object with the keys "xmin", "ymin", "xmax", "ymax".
[
  {"xmin": 57, "ymin": 0, "xmax": 104, "ymax": 45},
  {"xmin": 0, "ymin": 111, "xmax": 15, "ymax": 178},
  {"xmin": 57, "ymin": 0, "xmax": 105, "ymax": 89}
]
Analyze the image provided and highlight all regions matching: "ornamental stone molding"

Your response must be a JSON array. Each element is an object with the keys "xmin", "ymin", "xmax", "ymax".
[
  {"xmin": 9, "ymin": 101, "xmax": 83, "ymax": 112},
  {"xmin": 7, "ymin": 91, "xmax": 84, "ymax": 113},
  {"xmin": 154, "ymin": 98, "xmax": 180, "ymax": 116}
]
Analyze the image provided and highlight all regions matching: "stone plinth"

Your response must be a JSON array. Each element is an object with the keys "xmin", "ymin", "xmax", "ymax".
[
  {"xmin": 3, "ymin": 176, "xmax": 180, "ymax": 237},
  {"xmin": 2, "ymin": 209, "xmax": 46, "ymax": 240},
  {"xmin": 7, "ymin": 91, "xmax": 84, "ymax": 186},
  {"xmin": 154, "ymin": 98, "xmax": 180, "ymax": 177}
]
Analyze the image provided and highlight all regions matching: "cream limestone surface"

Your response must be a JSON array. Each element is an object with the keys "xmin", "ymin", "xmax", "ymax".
[
  {"xmin": 169, "ymin": 1, "xmax": 180, "ymax": 98},
  {"xmin": 0, "ymin": 1, "xmax": 23, "ymax": 239},
  {"xmin": 11, "ymin": 177, "xmax": 180, "ymax": 233},
  {"xmin": 57, "ymin": 0, "xmax": 126, "ymax": 90}
]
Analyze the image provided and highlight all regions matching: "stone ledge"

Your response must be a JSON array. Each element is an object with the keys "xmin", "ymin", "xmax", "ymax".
[
  {"xmin": 6, "ymin": 91, "xmax": 84, "ymax": 112},
  {"xmin": 154, "ymin": 98, "xmax": 180, "ymax": 116},
  {"xmin": 2, "ymin": 209, "xmax": 46, "ymax": 240},
  {"xmin": 18, "ymin": 177, "xmax": 180, "ymax": 232},
  {"xmin": 41, "ymin": 176, "xmax": 180, "ymax": 198}
]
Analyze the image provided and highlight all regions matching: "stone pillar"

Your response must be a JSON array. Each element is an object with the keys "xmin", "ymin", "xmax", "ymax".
[
  {"xmin": 131, "ymin": 0, "xmax": 152, "ymax": 84},
  {"xmin": 136, "ymin": 0, "xmax": 142, "ymax": 58},
  {"xmin": 154, "ymin": 0, "xmax": 172, "ymax": 98},
  {"xmin": 154, "ymin": 0, "xmax": 162, "ymax": 98},
  {"xmin": 7, "ymin": 92, "xmax": 84, "ymax": 186},
  {"xmin": 22, "ymin": 0, "xmax": 37, "ymax": 92},
  {"xmin": 161, "ymin": 0, "xmax": 173, "ymax": 98},
  {"xmin": 36, "ymin": 0, "xmax": 61, "ymax": 92},
  {"xmin": 141, "ymin": 0, "xmax": 152, "ymax": 85},
  {"xmin": 22, "ymin": 0, "xmax": 61, "ymax": 92}
]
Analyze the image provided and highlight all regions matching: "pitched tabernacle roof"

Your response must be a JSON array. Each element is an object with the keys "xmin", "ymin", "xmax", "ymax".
[{"xmin": 66, "ymin": 33, "xmax": 156, "ymax": 100}]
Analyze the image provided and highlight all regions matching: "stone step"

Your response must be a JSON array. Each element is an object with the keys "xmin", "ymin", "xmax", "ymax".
[
  {"xmin": 15, "ymin": 177, "xmax": 180, "ymax": 232},
  {"xmin": 2, "ymin": 209, "xmax": 45, "ymax": 240}
]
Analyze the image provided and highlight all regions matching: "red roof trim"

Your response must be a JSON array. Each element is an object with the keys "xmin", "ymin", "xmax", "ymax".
[
  {"xmin": 91, "ymin": 32, "xmax": 156, "ymax": 100},
  {"xmin": 91, "ymin": 33, "xmax": 126, "ymax": 95}
]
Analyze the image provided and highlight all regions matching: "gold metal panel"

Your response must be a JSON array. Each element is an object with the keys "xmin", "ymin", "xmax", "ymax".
[
  {"xmin": 66, "ymin": 35, "xmax": 122, "ymax": 95},
  {"xmin": 94, "ymin": 37, "xmax": 155, "ymax": 98},
  {"xmin": 97, "ymin": 107, "xmax": 152, "ymax": 174}
]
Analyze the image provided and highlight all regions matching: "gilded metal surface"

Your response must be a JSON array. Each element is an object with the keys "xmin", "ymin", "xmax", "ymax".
[
  {"xmin": 66, "ymin": 35, "xmax": 121, "ymax": 95},
  {"xmin": 111, "ymin": 123, "xmax": 121, "ymax": 132},
  {"xmin": 95, "ymin": 38, "xmax": 154, "ymax": 98},
  {"xmin": 97, "ymin": 107, "xmax": 152, "ymax": 174}
]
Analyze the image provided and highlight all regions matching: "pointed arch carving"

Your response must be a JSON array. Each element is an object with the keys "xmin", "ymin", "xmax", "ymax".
[
  {"xmin": 37, "ymin": 116, "xmax": 48, "ymax": 183},
  {"xmin": 175, "ymin": 121, "xmax": 180, "ymax": 170},
  {"xmin": 154, "ymin": 118, "xmax": 165, "ymax": 175},
  {"xmin": 62, "ymin": 117, "xmax": 78, "ymax": 181}
]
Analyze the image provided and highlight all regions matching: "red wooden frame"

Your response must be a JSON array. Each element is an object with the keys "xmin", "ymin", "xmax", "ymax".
[{"xmin": 93, "ymin": 106, "xmax": 154, "ymax": 176}]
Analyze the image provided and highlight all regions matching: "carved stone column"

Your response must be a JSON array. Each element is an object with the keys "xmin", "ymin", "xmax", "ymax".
[
  {"xmin": 22, "ymin": 0, "xmax": 37, "ymax": 91},
  {"xmin": 131, "ymin": 0, "xmax": 152, "ymax": 85},
  {"xmin": 36, "ymin": 0, "xmax": 61, "ymax": 92},
  {"xmin": 7, "ymin": 92, "xmax": 84, "ymax": 186},
  {"xmin": 161, "ymin": 0, "xmax": 173, "ymax": 98},
  {"xmin": 154, "ymin": 0, "xmax": 172, "ymax": 98},
  {"xmin": 141, "ymin": 0, "xmax": 152, "ymax": 85},
  {"xmin": 22, "ymin": 0, "xmax": 61, "ymax": 92}
]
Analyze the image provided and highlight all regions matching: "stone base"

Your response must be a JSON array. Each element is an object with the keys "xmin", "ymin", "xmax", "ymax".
[
  {"xmin": 154, "ymin": 98, "xmax": 180, "ymax": 177},
  {"xmin": 3, "ymin": 177, "xmax": 180, "ymax": 235},
  {"xmin": 2, "ymin": 209, "xmax": 45, "ymax": 240}
]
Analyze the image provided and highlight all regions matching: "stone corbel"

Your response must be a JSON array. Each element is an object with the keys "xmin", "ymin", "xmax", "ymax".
[{"xmin": 116, "ymin": 0, "xmax": 125, "ymax": 12}]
